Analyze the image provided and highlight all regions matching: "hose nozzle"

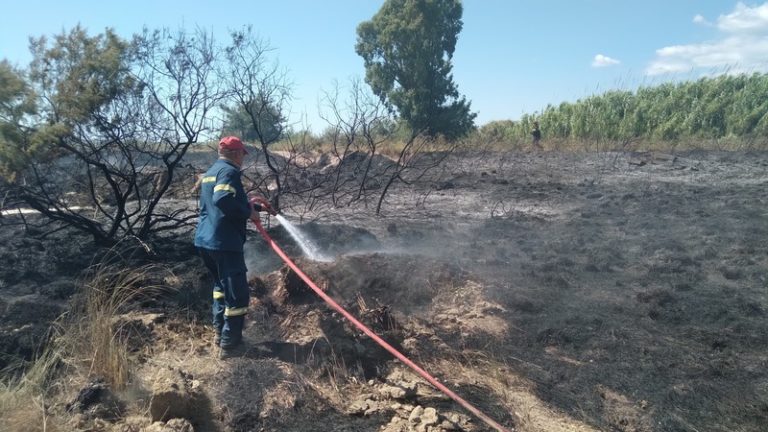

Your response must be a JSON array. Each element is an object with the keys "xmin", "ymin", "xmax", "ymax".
[{"xmin": 249, "ymin": 195, "xmax": 278, "ymax": 216}]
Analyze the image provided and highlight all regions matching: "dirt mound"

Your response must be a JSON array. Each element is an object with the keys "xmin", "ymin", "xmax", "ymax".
[
  {"xmin": 318, "ymin": 151, "xmax": 399, "ymax": 175},
  {"xmin": 225, "ymin": 243, "xmax": 517, "ymax": 430},
  {"xmin": 254, "ymin": 258, "xmax": 408, "ymax": 379}
]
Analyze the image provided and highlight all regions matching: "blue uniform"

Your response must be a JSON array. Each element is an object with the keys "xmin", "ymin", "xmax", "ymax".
[
  {"xmin": 194, "ymin": 158, "xmax": 253, "ymax": 348},
  {"xmin": 195, "ymin": 159, "xmax": 252, "ymax": 252}
]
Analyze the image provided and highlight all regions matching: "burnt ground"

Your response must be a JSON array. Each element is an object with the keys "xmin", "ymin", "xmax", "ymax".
[{"xmin": 1, "ymin": 150, "xmax": 767, "ymax": 432}]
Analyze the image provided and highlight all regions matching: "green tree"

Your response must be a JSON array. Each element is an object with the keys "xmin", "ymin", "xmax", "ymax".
[
  {"xmin": 0, "ymin": 61, "xmax": 36, "ymax": 178},
  {"xmin": 355, "ymin": 0, "xmax": 476, "ymax": 139},
  {"xmin": 2, "ymin": 26, "xmax": 222, "ymax": 243},
  {"xmin": 221, "ymin": 101, "xmax": 284, "ymax": 144}
]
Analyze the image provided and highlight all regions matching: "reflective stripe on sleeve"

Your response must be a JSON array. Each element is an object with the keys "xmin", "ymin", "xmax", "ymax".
[
  {"xmin": 201, "ymin": 176, "xmax": 216, "ymax": 183},
  {"xmin": 214, "ymin": 184, "xmax": 236, "ymax": 195},
  {"xmin": 213, "ymin": 291, "xmax": 225, "ymax": 300},
  {"xmin": 224, "ymin": 307, "xmax": 248, "ymax": 317}
]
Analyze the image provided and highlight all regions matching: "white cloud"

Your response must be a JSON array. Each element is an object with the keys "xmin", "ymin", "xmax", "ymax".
[
  {"xmin": 718, "ymin": 2, "xmax": 768, "ymax": 33},
  {"xmin": 693, "ymin": 14, "xmax": 710, "ymax": 25},
  {"xmin": 592, "ymin": 54, "xmax": 621, "ymax": 68},
  {"xmin": 648, "ymin": 2, "xmax": 768, "ymax": 75}
]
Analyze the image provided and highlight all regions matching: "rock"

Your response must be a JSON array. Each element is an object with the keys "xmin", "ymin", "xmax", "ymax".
[
  {"xmin": 149, "ymin": 367, "xmax": 205, "ymax": 423},
  {"xmin": 421, "ymin": 407, "xmax": 439, "ymax": 426},
  {"xmin": 440, "ymin": 419, "xmax": 460, "ymax": 431},
  {"xmin": 415, "ymin": 383, "xmax": 449, "ymax": 401},
  {"xmin": 144, "ymin": 418, "xmax": 195, "ymax": 432},
  {"xmin": 380, "ymin": 416, "xmax": 409, "ymax": 432},
  {"xmin": 379, "ymin": 384, "xmax": 411, "ymax": 400},
  {"xmin": 406, "ymin": 405, "xmax": 443, "ymax": 432},
  {"xmin": 409, "ymin": 405, "xmax": 425, "ymax": 424},
  {"xmin": 347, "ymin": 397, "xmax": 371, "ymax": 415},
  {"xmin": 110, "ymin": 416, "xmax": 151, "ymax": 431},
  {"xmin": 364, "ymin": 400, "xmax": 381, "ymax": 416}
]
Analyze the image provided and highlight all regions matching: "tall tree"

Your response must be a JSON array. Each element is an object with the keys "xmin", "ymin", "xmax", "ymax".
[
  {"xmin": 0, "ymin": 61, "xmax": 36, "ymax": 178},
  {"xmin": 221, "ymin": 101, "xmax": 284, "ymax": 144},
  {"xmin": 356, "ymin": 0, "xmax": 476, "ymax": 140},
  {"xmin": 222, "ymin": 27, "xmax": 292, "ymax": 210},
  {"xmin": 1, "ymin": 26, "xmax": 223, "ymax": 244}
]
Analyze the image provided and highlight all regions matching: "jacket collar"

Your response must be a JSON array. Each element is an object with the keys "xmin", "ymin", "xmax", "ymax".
[{"xmin": 218, "ymin": 157, "xmax": 241, "ymax": 170}]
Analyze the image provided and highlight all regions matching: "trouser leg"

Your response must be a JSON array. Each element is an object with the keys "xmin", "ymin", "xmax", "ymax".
[
  {"xmin": 220, "ymin": 270, "xmax": 249, "ymax": 348},
  {"xmin": 199, "ymin": 248, "xmax": 250, "ymax": 348},
  {"xmin": 198, "ymin": 248, "xmax": 225, "ymax": 336},
  {"xmin": 201, "ymin": 250, "xmax": 248, "ymax": 348}
]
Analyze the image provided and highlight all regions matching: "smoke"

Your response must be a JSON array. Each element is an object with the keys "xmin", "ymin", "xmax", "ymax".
[
  {"xmin": 244, "ymin": 240, "xmax": 280, "ymax": 280},
  {"xmin": 241, "ymin": 216, "xmax": 471, "ymax": 282}
]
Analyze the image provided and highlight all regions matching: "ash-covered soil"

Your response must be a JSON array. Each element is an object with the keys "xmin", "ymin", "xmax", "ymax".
[{"xmin": 1, "ymin": 150, "xmax": 767, "ymax": 432}]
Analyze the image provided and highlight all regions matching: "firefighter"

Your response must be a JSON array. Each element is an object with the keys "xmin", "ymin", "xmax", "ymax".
[
  {"xmin": 194, "ymin": 136, "xmax": 273, "ymax": 359},
  {"xmin": 531, "ymin": 121, "xmax": 543, "ymax": 150}
]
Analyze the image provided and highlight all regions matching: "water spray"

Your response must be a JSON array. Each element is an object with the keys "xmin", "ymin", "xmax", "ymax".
[
  {"xmin": 274, "ymin": 214, "xmax": 332, "ymax": 262},
  {"xmin": 249, "ymin": 196, "xmax": 331, "ymax": 262}
]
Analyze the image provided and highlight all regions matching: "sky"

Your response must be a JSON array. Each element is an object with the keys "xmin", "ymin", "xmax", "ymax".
[{"xmin": 2, "ymin": 1, "xmax": 767, "ymax": 131}]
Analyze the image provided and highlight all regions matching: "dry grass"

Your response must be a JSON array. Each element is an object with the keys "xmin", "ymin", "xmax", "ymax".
[
  {"xmin": 0, "ymin": 350, "xmax": 61, "ymax": 432},
  {"xmin": 0, "ymin": 397, "xmax": 59, "ymax": 432},
  {"xmin": 61, "ymin": 257, "xmax": 171, "ymax": 389},
  {"xmin": 0, "ymin": 243, "xmax": 173, "ymax": 431}
]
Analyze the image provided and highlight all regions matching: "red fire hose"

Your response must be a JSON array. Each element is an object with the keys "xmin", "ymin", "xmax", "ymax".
[{"xmin": 251, "ymin": 216, "xmax": 511, "ymax": 432}]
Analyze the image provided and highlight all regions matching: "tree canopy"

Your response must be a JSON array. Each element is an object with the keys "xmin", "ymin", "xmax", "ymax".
[
  {"xmin": 0, "ymin": 61, "xmax": 36, "ymax": 177},
  {"xmin": 355, "ymin": 0, "xmax": 476, "ymax": 140},
  {"xmin": 221, "ymin": 101, "xmax": 284, "ymax": 144},
  {"xmin": 1, "ymin": 26, "xmax": 227, "ymax": 243}
]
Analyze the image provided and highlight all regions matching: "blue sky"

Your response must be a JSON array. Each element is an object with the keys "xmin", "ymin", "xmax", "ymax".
[{"xmin": 2, "ymin": 1, "xmax": 766, "ymax": 131}]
